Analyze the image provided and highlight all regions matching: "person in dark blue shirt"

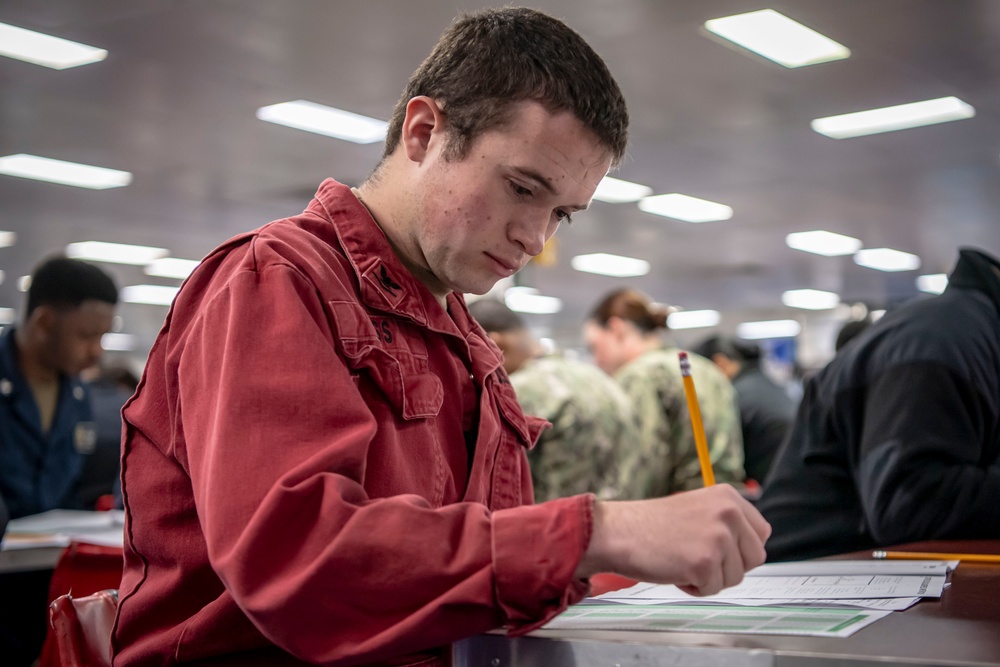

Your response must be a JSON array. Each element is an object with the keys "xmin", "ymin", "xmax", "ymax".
[{"xmin": 0, "ymin": 255, "xmax": 118, "ymax": 522}]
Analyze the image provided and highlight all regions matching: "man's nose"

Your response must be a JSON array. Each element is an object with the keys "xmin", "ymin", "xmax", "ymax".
[{"xmin": 510, "ymin": 215, "xmax": 549, "ymax": 257}]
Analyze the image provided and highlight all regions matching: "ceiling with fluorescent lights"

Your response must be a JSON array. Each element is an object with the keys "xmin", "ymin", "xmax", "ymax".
[{"xmin": 1, "ymin": 0, "xmax": 999, "ymax": 367}]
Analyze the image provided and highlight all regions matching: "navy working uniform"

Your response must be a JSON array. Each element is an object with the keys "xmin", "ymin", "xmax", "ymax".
[{"xmin": 0, "ymin": 327, "xmax": 95, "ymax": 519}]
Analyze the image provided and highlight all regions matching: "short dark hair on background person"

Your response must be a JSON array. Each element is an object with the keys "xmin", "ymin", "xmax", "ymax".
[
  {"xmin": 693, "ymin": 335, "xmax": 761, "ymax": 364},
  {"xmin": 467, "ymin": 298, "xmax": 526, "ymax": 334},
  {"xmin": 834, "ymin": 318, "xmax": 872, "ymax": 351},
  {"xmin": 25, "ymin": 255, "xmax": 119, "ymax": 316},
  {"xmin": 589, "ymin": 288, "xmax": 668, "ymax": 333},
  {"xmin": 382, "ymin": 6, "xmax": 629, "ymax": 165}
]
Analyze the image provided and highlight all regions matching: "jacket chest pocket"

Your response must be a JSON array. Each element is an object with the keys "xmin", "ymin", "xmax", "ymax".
[{"xmin": 327, "ymin": 300, "xmax": 443, "ymax": 420}]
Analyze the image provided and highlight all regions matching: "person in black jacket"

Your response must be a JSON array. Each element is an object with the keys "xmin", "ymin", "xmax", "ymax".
[
  {"xmin": 693, "ymin": 336, "xmax": 797, "ymax": 486},
  {"xmin": 757, "ymin": 247, "xmax": 1000, "ymax": 562}
]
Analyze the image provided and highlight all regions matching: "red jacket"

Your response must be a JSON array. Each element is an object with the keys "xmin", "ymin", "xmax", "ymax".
[{"xmin": 113, "ymin": 180, "xmax": 593, "ymax": 666}]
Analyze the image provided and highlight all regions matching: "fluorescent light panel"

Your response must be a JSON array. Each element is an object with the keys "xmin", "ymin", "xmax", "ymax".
[
  {"xmin": 705, "ymin": 9, "xmax": 850, "ymax": 68},
  {"xmin": 0, "ymin": 231, "xmax": 16, "ymax": 248},
  {"xmin": 101, "ymin": 332, "xmax": 135, "ymax": 351},
  {"xmin": 782, "ymin": 288, "xmax": 841, "ymax": 310},
  {"xmin": 737, "ymin": 319, "xmax": 802, "ymax": 340},
  {"xmin": 812, "ymin": 96, "xmax": 975, "ymax": 139},
  {"xmin": 667, "ymin": 309, "xmax": 720, "ymax": 329},
  {"xmin": 504, "ymin": 287, "xmax": 562, "ymax": 314},
  {"xmin": 916, "ymin": 273, "xmax": 948, "ymax": 294},
  {"xmin": 592, "ymin": 176, "xmax": 653, "ymax": 203},
  {"xmin": 67, "ymin": 241, "xmax": 169, "ymax": 266},
  {"xmin": 638, "ymin": 193, "xmax": 733, "ymax": 223},
  {"xmin": 854, "ymin": 248, "xmax": 921, "ymax": 272},
  {"xmin": 145, "ymin": 257, "xmax": 200, "ymax": 280},
  {"xmin": 0, "ymin": 154, "xmax": 131, "ymax": 189},
  {"xmin": 571, "ymin": 253, "xmax": 650, "ymax": 277},
  {"xmin": 785, "ymin": 230, "xmax": 861, "ymax": 256},
  {"xmin": 256, "ymin": 100, "xmax": 388, "ymax": 144},
  {"xmin": 122, "ymin": 284, "xmax": 180, "ymax": 306},
  {"xmin": 0, "ymin": 22, "xmax": 107, "ymax": 69},
  {"xmin": 0, "ymin": 307, "xmax": 14, "ymax": 325}
]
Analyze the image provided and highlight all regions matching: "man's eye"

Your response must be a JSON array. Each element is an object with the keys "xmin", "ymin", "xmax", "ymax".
[
  {"xmin": 510, "ymin": 182, "xmax": 532, "ymax": 197},
  {"xmin": 556, "ymin": 210, "xmax": 574, "ymax": 225}
]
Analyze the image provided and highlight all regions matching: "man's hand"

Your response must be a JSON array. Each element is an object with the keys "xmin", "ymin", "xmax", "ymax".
[{"xmin": 575, "ymin": 485, "xmax": 771, "ymax": 596}]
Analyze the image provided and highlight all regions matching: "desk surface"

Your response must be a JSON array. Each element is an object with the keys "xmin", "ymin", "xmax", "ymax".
[{"xmin": 456, "ymin": 540, "xmax": 1000, "ymax": 667}]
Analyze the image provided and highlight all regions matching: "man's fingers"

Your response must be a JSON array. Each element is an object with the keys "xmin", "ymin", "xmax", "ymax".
[{"xmin": 741, "ymin": 497, "xmax": 772, "ymax": 542}]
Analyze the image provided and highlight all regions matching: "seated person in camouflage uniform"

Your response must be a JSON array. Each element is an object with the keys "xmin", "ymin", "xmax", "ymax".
[
  {"xmin": 467, "ymin": 298, "xmax": 639, "ymax": 501},
  {"xmin": 584, "ymin": 288, "xmax": 745, "ymax": 497}
]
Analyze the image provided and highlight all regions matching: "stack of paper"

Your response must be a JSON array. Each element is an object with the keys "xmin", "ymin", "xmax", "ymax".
[
  {"xmin": 1, "ymin": 509, "xmax": 125, "ymax": 550},
  {"xmin": 544, "ymin": 560, "xmax": 954, "ymax": 638}
]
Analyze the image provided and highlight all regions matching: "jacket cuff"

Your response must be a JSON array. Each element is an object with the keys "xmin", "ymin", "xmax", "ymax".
[{"xmin": 491, "ymin": 493, "xmax": 595, "ymax": 634}]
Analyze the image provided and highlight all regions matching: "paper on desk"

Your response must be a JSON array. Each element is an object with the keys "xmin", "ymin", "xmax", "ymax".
[
  {"xmin": 545, "ymin": 604, "xmax": 892, "ymax": 638},
  {"xmin": 596, "ymin": 574, "xmax": 945, "ymax": 604},
  {"xmin": 746, "ymin": 560, "xmax": 957, "ymax": 577},
  {"xmin": 6, "ymin": 509, "xmax": 123, "ymax": 533},
  {"xmin": 599, "ymin": 595, "xmax": 921, "ymax": 611},
  {"xmin": 1, "ymin": 509, "xmax": 124, "ymax": 551}
]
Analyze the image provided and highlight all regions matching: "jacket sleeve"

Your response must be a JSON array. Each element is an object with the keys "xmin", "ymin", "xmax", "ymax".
[
  {"xmin": 855, "ymin": 360, "xmax": 1000, "ymax": 544},
  {"xmin": 177, "ymin": 261, "xmax": 591, "ymax": 665}
]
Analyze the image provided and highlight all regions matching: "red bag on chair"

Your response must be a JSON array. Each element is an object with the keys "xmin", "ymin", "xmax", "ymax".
[{"xmin": 47, "ymin": 589, "xmax": 118, "ymax": 667}]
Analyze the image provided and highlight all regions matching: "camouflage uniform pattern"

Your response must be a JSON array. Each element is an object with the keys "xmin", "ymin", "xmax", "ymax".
[
  {"xmin": 510, "ymin": 356, "xmax": 640, "ymax": 502},
  {"xmin": 613, "ymin": 347, "xmax": 744, "ymax": 498}
]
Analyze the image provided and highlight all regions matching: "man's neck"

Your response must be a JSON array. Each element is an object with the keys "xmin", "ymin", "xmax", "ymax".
[
  {"xmin": 14, "ymin": 328, "xmax": 59, "ymax": 386},
  {"xmin": 353, "ymin": 180, "xmax": 450, "ymax": 308},
  {"xmin": 13, "ymin": 328, "xmax": 61, "ymax": 434}
]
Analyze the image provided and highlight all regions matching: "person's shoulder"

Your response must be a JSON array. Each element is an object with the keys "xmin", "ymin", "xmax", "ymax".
[{"xmin": 866, "ymin": 289, "xmax": 997, "ymax": 367}]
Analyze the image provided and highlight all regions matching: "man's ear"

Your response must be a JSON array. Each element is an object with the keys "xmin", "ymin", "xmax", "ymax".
[
  {"xmin": 400, "ymin": 96, "xmax": 445, "ymax": 163},
  {"xmin": 27, "ymin": 305, "xmax": 57, "ymax": 338}
]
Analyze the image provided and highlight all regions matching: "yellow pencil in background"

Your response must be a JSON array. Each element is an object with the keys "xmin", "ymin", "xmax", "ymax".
[
  {"xmin": 678, "ymin": 351, "xmax": 715, "ymax": 487},
  {"xmin": 873, "ymin": 550, "xmax": 1000, "ymax": 564}
]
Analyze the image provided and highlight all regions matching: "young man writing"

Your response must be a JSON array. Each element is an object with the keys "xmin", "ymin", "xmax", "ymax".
[{"xmin": 115, "ymin": 8, "xmax": 769, "ymax": 666}]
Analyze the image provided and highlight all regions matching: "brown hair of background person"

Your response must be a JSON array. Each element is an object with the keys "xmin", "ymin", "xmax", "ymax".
[{"xmin": 114, "ymin": 8, "xmax": 769, "ymax": 667}]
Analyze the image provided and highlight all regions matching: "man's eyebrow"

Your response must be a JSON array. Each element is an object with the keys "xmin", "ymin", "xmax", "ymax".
[{"xmin": 511, "ymin": 167, "xmax": 591, "ymax": 211}]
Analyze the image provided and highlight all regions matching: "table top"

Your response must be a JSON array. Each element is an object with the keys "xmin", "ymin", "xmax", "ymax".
[{"xmin": 457, "ymin": 540, "xmax": 1000, "ymax": 667}]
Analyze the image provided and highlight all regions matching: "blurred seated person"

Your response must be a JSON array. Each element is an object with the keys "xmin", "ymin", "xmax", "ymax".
[
  {"xmin": 0, "ymin": 255, "xmax": 118, "ymax": 520},
  {"xmin": 757, "ymin": 248, "xmax": 1000, "ymax": 561},
  {"xmin": 693, "ymin": 335, "xmax": 796, "ymax": 487},
  {"xmin": 0, "ymin": 255, "xmax": 117, "ymax": 666},
  {"xmin": 584, "ymin": 288, "xmax": 744, "ymax": 497},
  {"xmin": 80, "ymin": 360, "xmax": 140, "ymax": 509},
  {"xmin": 467, "ymin": 298, "xmax": 639, "ymax": 501}
]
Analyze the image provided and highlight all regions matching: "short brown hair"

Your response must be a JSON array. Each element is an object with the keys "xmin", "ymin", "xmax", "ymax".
[{"xmin": 382, "ymin": 7, "xmax": 628, "ymax": 165}]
